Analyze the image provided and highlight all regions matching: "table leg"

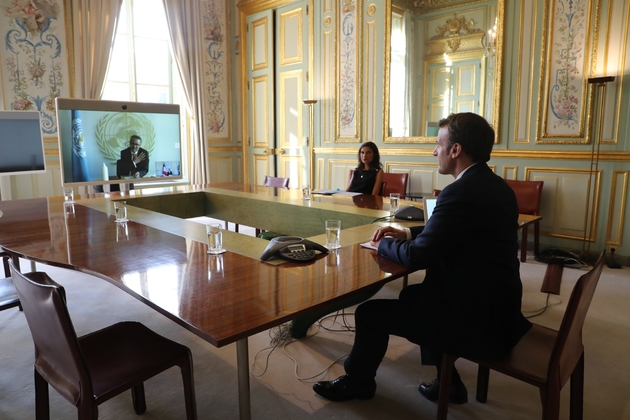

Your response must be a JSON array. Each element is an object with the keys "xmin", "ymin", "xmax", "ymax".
[
  {"xmin": 520, "ymin": 226, "xmax": 529, "ymax": 262},
  {"xmin": 237, "ymin": 338, "xmax": 251, "ymax": 420}
]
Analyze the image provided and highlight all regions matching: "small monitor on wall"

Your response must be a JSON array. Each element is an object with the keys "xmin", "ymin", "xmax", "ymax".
[
  {"xmin": 55, "ymin": 98, "xmax": 183, "ymax": 188},
  {"xmin": 0, "ymin": 110, "xmax": 46, "ymax": 176}
]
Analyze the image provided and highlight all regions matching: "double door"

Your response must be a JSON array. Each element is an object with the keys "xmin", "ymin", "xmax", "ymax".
[{"xmin": 246, "ymin": 1, "xmax": 310, "ymax": 189}]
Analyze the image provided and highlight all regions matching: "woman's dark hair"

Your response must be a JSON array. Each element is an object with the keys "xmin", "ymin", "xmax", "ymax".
[
  {"xmin": 355, "ymin": 141, "xmax": 382, "ymax": 170},
  {"xmin": 438, "ymin": 113, "xmax": 495, "ymax": 163}
]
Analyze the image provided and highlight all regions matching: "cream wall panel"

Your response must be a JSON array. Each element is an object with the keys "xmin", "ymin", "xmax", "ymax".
[
  {"xmin": 322, "ymin": 29, "xmax": 335, "ymax": 143},
  {"xmin": 328, "ymin": 159, "xmax": 355, "ymax": 190},
  {"xmin": 514, "ymin": 0, "xmax": 537, "ymax": 144},
  {"xmin": 528, "ymin": 169, "xmax": 599, "ymax": 240},
  {"xmin": 279, "ymin": 10, "xmax": 302, "ymax": 65},
  {"xmin": 208, "ymin": 156, "xmax": 234, "ymax": 183},
  {"xmin": 253, "ymin": 76, "xmax": 270, "ymax": 147},
  {"xmin": 279, "ymin": 155, "xmax": 304, "ymax": 188},
  {"xmin": 503, "ymin": 166, "xmax": 518, "ymax": 180},
  {"xmin": 606, "ymin": 170, "xmax": 628, "ymax": 245},
  {"xmin": 254, "ymin": 154, "xmax": 270, "ymax": 185},
  {"xmin": 252, "ymin": 17, "xmax": 269, "ymax": 70},
  {"xmin": 365, "ymin": 19, "xmax": 377, "ymax": 142},
  {"xmin": 279, "ymin": 71, "xmax": 302, "ymax": 149}
]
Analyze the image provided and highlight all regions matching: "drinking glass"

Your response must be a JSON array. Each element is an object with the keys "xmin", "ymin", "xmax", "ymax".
[
  {"xmin": 325, "ymin": 220, "xmax": 341, "ymax": 249},
  {"xmin": 390, "ymin": 193, "xmax": 401, "ymax": 213},
  {"xmin": 63, "ymin": 187, "xmax": 74, "ymax": 204},
  {"xmin": 114, "ymin": 201, "xmax": 128, "ymax": 223},
  {"xmin": 206, "ymin": 223, "xmax": 225, "ymax": 254},
  {"xmin": 302, "ymin": 185, "xmax": 311, "ymax": 201}
]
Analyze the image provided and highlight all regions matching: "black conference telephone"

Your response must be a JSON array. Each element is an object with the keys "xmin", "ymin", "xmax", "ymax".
[{"xmin": 260, "ymin": 236, "xmax": 329, "ymax": 262}]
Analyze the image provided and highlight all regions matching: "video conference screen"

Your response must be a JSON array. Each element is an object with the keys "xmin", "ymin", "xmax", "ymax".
[
  {"xmin": 55, "ymin": 98, "xmax": 183, "ymax": 187},
  {"xmin": 0, "ymin": 111, "xmax": 46, "ymax": 176}
]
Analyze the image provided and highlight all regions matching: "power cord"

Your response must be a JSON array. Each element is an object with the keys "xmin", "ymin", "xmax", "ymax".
[
  {"xmin": 250, "ymin": 310, "xmax": 355, "ymax": 381},
  {"xmin": 523, "ymin": 293, "xmax": 563, "ymax": 319}
]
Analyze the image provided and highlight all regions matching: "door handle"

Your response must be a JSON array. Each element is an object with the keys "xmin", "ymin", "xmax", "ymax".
[
  {"xmin": 275, "ymin": 148, "xmax": 285, "ymax": 155},
  {"xmin": 264, "ymin": 148, "xmax": 274, "ymax": 155}
]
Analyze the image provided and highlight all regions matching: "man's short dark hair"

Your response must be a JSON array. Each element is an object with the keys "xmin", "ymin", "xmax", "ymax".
[
  {"xmin": 130, "ymin": 135, "xmax": 142, "ymax": 144},
  {"xmin": 438, "ymin": 113, "xmax": 495, "ymax": 163}
]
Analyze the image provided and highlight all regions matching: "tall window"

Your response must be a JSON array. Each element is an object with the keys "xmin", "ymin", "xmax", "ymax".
[{"xmin": 102, "ymin": 0, "xmax": 179, "ymax": 104}]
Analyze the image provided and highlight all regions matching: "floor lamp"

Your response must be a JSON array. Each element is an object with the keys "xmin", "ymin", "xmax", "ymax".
[
  {"xmin": 584, "ymin": 76, "xmax": 615, "ymax": 263},
  {"xmin": 303, "ymin": 99, "xmax": 317, "ymax": 189}
]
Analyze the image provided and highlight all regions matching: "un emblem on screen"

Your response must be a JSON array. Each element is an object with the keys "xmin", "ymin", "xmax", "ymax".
[{"xmin": 95, "ymin": 113, "xmax": 156, "ymax": 163}]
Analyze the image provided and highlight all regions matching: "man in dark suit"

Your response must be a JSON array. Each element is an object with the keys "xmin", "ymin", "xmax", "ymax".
[
  {"xmin": 313, "ymin": 113, "xmax": 532, "ymax": 404},
  {"xmin": 118, "ymin": 135, "xmax": 149, "ymax": 178}
]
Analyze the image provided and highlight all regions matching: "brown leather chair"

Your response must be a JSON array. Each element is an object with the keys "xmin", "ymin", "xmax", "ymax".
[
  {"xmin": 436, "ymin": 251, "xmax": 606, "ymax": 420},
  {"xmin": 432, "ymin": 188, "xmax": 442, "ymax": 196},
  {"xmin": 380, "ymin": 172, "xmax": 409, "ymax": 199},
  {"xmin": 0, "ymin": 253, "xmax": 20, "ymax": 312},
  {"xmin": 263, "ymin": 175, "xmax": 290, "ymax": 188},
  {"xmin": 505, "ymin": 179, "xmax": 544, "ymax": 262},
  {"xmin": 9, "ymin": 260, "xmax": 197, "ymax": 420}
]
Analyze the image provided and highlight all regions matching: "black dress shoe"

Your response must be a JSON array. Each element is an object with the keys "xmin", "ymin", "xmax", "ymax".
[
  {"xmin": 418, "ymin": 378, "xmax": 468, "ymax": 404},
  {"xmin": 313, "ymin": 375, "xmax": 376, "ymax": 402}
]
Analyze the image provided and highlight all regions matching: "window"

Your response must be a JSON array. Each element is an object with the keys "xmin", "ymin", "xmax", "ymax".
[{"xmin": 103, "ymin": 0, "xmax": 179, "ymax": 104}]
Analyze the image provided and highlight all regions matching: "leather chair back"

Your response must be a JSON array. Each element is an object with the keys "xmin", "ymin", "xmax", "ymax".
[
  {"xmin": 380, "ymin": 172, "xmax": 409, "ymax": 199},
  {"xmin": 263, "ymin": 175, "xmax": 290, "ymax": 188},
  {"xmin": 504, "ymin": 179, "xmax": 544, "ymax": 216},
  {"xmin": 9, "ymin": 261, "xmax": 92, "ymax": 405}
]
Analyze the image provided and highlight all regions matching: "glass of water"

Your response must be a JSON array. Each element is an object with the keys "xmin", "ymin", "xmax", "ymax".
[
  {"xmin": 114, "ymin": 201, "xmax": 128, "ymax": 223},
  {"xmin": 302, "ymin": 185, "xmax": 311, "ymax": 201},
  {"xmin": 63, "ymin": 187, "xmax": 74, "ymax": 204},
  {"xmin": 325, "ymin": 220, "xmax": 341, "ymax": 249},
  {"xmin": 390, "ymin": 193, "xmax": 401, "ymax": 213},
  {"xmin": 206, "ymin": 223, "xmax": 225, "ymax": 254}
]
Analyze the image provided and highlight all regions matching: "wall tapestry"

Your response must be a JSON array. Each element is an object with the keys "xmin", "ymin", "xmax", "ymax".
[
  {"xmin": 203, "ymin": 0, "xmax": 229, "ymax": 139},
  {"xmin": 1, "ymin": 0, "xmax": 69, "ymax": 135},
  {"xmin": 539, "ymin": 0, "xmax": 593, "ymax": 142}
]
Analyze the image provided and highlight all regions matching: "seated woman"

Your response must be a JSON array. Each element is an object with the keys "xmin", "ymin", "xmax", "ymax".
[{"xmin": 346, "ymin": 141, "xmax": 384, "ymax": 195}]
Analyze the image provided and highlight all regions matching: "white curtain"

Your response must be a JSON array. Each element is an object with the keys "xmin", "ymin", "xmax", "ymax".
[
  {"xmin": 402, "ymin": 11, "xmax": 414, "ymax": 137},
  {"xmin": 72, "ymin": 0, "xmax": 123, "ymax": 99},
  {"xmin": 162, "ymin": 0, "xmax": 209, "ymax": 185}
]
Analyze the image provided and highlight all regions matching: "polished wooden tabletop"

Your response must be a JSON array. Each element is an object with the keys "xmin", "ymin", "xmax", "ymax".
[{"xmin": 0, "ymin": 195, "xmax": 409, "ymax": 347}]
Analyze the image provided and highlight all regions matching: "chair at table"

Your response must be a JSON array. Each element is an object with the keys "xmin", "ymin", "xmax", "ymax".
[
  {"xmin": 9, "ymin": 260, "xmax": 197, "ymax": 420},
  {"xmin": 505, "ymin": 179, "xmax": 544, "ymax": 262},
  {"xmin": 380, "ymin": 172, "xmax": 409, "ymax": 199},
  {"xmin": 252, "ymin": 175, "xmax": 291, "ymax": 237},
  {"xmin": 263, "ymin": 175, "xmax": 290, "ymax": 188},
  {"xmin": 432, "ymin": 188, "xmax": 442, "ymax": 196},
  {"xmin": 0, "ymin": 253, "xmax": 20, "ymax": 312},
  {"xmin": 436, "ymin": 251, "xmax": 606, "ymax": 420}
]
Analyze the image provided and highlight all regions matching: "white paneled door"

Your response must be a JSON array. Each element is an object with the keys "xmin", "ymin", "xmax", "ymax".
[{"xmin": 246, "ymin": 1, "xmax": 310, "ymax": 188}]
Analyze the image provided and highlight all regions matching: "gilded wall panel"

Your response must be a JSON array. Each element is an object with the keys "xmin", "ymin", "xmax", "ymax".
[
  {"xmin": 526, "ymin": 168, "xmax": 601, "ymax": 241},
  {"xmin": 606, "ymin": 170, "xmax": 628, "ymax": 246},
  {"xmin": 208, "ymin": 156, "xmax": 234, "ymax": 183}
]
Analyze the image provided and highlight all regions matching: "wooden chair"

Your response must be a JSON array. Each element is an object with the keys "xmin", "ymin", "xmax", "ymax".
[
  {"xmin": 436, "ymin": 251, "xmax": 606, "ymax": 420},
  {"xmin": 0, "ymin": 253, "xmax": 20, "ymax": 312},
  {"xmin": 505, "ymin": 179, "xmax": 544, "ymax": 262},
  {"xmin": 380, "ymin": 172, "xmax": 409, "ymax": 199},
  {"xmin": 9, "ymin": 260, "xmax": 197, "ymax": 420},
  {"xmin": 432, "ymin": 188, "xmax": 442, "ymax": 196}
]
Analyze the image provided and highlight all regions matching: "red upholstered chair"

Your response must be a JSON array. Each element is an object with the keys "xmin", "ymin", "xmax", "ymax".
[
  {"xmin": 9, "ymin": 260, "xmax": 197, "ymax": 420},
  {"xmin": 505, "ymin": 179, "xmax": 544, "ymax": 262},
  {"xmin": 380, "ymin": 172, "xmax": 409, "ymax": 199},
  {"xmin": 436, "ymin": 251, "xmax": 605, "ymax": 420},
  {"xmin": 432, "ymin": 189, "xmax": 442, "ymax": 196}
]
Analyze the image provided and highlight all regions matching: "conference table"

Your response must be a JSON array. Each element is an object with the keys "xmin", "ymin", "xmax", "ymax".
[{"xmin": 0, "ymin": 184, "xmax": 416, "ymax": 420}]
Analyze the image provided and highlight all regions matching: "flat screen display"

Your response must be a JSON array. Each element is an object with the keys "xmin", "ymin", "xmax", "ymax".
[
  {"xmin": 55, "ymin": 98, "xmax": 183, "ymax": 187},
  {"xmin": 0, "ymin": 111, "xmax": 46, "ymax": 176}
]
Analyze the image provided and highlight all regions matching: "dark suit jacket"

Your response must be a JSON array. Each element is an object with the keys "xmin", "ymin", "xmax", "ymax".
[
  {"xmin": 378, "ymin": 163, "xmax": 531, "ymax": 359},
  {"xmin": 118, "ymin": 147, "xmax": 150, "ymax": 178}
]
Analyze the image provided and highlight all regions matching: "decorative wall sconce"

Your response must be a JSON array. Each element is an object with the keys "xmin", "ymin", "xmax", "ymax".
[{"xmin": 484, "ymin": 17, "xmax": 497, "ymax": 58}]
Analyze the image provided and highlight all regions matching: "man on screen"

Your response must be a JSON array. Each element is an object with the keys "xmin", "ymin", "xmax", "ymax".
[{"xmin": 118, "ymin": 135, "xmax": 149, "ymax": 178}]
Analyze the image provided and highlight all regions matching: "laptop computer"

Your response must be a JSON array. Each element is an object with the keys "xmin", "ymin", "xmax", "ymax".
[{"xmin": 422, "ymin": 196, "xmax": 438, "ymax": 222}]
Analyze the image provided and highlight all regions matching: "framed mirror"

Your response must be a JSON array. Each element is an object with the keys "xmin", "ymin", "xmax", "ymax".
[{"xmin": 384, "ymin": 0, "xmax": 504, "ymax": 143}]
